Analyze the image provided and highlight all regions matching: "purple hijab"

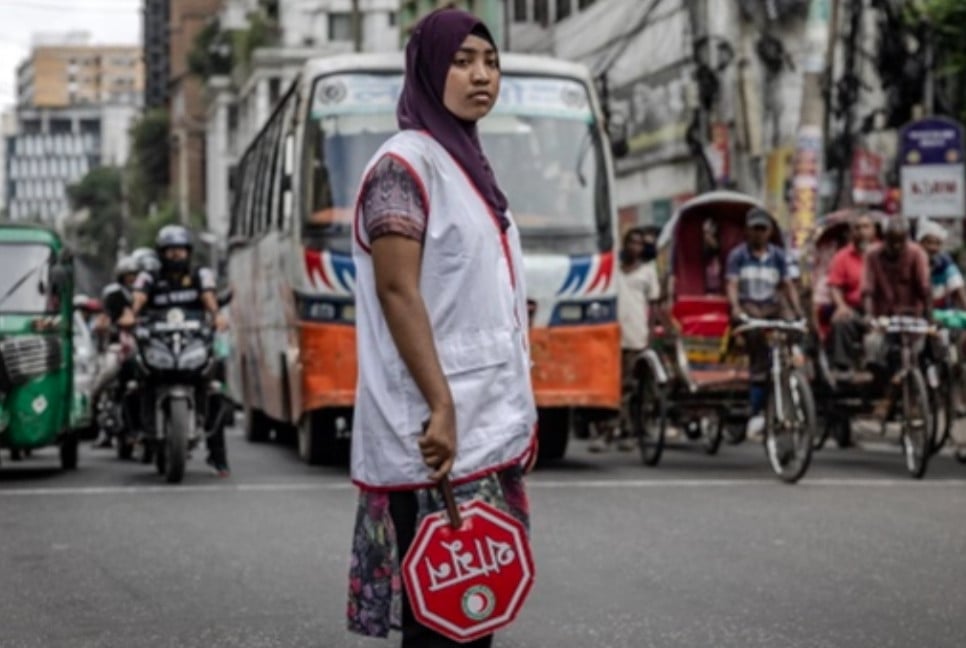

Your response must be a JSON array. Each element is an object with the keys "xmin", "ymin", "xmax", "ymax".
[{"xmin": 397, "ymin": 9, "xmax": 509, "ymax": 223}]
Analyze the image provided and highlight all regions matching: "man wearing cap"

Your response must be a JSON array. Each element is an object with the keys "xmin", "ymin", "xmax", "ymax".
[
  {"xmin": 918, "ymin": 219, "xmax": 966, "ymax": 310},
  {"xmin": 726, "ymin": 207, "xmax": 803, "ymax": 438}
]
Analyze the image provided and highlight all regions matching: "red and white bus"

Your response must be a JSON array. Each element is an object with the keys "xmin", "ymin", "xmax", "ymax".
[{"xmin": 227, "ymin": 52, "xmax": 620, "ymax": 463}]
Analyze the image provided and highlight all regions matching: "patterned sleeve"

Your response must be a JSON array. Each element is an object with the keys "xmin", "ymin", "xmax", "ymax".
[{"xmin": 360, "ymin": 155, "xmax": 427, "ymax": 243}]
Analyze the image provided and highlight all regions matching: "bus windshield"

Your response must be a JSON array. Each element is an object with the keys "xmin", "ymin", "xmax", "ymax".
[
  {"xmin": 304, "ymin": 73, "xmax": 611, "ymax": 254},
  {"xmin": 0, "ymin": 244, "xmax": 55, "ymax": 313}
]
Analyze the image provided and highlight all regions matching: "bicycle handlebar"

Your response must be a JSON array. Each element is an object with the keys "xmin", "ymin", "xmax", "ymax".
[
  {"xmin": 731, "ymin": 317, "xmax": 808, "ymax": 336},
  {"xmin": 874, "ymin": 316, "xmax": 933, "ymax": 335}
]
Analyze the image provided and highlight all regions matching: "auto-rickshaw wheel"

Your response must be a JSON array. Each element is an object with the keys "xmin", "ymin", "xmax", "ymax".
[
  {"xmin": 633, "ymin": 370, "xmax": 666, "ymax": 467},
  {"xmin": 59, "ymin": 432, "xmax": 78, "ymax": 470},
  {"xmin": 956, "ymin": 447, "xmax": 966, "ymax": 463},
  {"xmin": 10, "ymin": 447, "xmax": 22, "ymax": 461}
]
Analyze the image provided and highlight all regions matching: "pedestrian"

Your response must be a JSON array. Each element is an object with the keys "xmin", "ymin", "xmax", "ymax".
[
  {"xmin": 346, "ymin": 9, "xmax": 536, "ymax": 647},
  {"xmin": 590, "ymin": 226, "xmax": 661, "ymax": 452}
]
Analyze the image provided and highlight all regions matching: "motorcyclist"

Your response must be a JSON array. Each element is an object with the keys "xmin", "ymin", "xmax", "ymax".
[
  {"xmin": 122, "ymin": 225, "xmax": 231, "ymax": 476},
  {"xmin": 89, "ymin": 255, "xmax": 140, "ymax": 448}
]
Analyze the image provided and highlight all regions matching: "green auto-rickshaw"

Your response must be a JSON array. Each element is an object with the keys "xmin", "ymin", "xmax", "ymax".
[{"xmin": 0, "ymin": 223, "xmax": 78, "ymax": 470}]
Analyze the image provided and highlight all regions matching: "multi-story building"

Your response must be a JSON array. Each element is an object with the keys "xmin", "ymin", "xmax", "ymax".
[
  {"xmin": 144, "ymin": 0, "xmax": 171, "ymax": 110},
  {"xmin": 16, "ymin": 32, "xmax": 143, "ymax": 109},
  {"xmin": 4, "ymin": 104, "xmax": 138, "ymax": 224},
  {"xmin": 399, "ymin": 0, "xmax": 505, "ymax": 44},
  {"xmin": 204, "ymin": 0, "xmax": 399, "ymax": 238},
  {"xmin": 4, "ymin": 34, "xmax": 143, "ymax": 225}
]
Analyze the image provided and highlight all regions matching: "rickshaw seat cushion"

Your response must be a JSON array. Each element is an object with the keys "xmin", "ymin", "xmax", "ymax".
[{"xmin": 672, "ymin": 296, "xmax": 731, "ymax": 337}]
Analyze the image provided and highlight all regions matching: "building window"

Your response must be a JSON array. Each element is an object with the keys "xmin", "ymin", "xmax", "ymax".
[
  {"xmin": 388, "ymin": 11, "xmax": 397, "ymax": 27},
  {"xmin": 534, "ymin": 0, "xmax": 549, "ymax": 26},
  {"xmin": 328, "ymin": 12, "xmax": 352, "ymax": 42},
  {"xmin": 556, "ymin": 0, "xmax": 571, "ymax": 21},
  {"xmin": 578, "ymin": 0, "xmax": 595, "ymax": 8},
  {"xmin": 513, "ymin": 0, "xmax": 527, "ymax": 22}
]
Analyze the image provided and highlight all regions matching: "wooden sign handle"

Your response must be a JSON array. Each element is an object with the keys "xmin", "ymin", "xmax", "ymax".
[{"xmin": 438, "ymin": 476, "xmax": 463, "ymax": 530}]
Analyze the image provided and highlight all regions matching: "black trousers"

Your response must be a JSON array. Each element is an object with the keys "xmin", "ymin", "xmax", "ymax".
[
  {"xmin": 827, "ymin": 312, "xmax": 866, "ymax": 370},
  {"xmin": 389, "ymin": 491, "xmax": 494, "ymax": 648}
]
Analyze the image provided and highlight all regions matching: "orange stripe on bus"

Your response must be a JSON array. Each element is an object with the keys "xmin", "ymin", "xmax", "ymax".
[
  {"xmin": 300, "ymin": 322, "xmax": 357, "ymax": 411},
  {"xmin": 529, "ymin": 323, "xmax": 620, "ymax": 409},
  {"xmin": 300, "ymin": 321, "xmax": 621, "ymax": 412}
]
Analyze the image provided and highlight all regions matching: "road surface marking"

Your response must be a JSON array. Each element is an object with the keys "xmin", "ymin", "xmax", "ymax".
[{"xmin": 0, "ymin": 477, "xmax": 963, "ymax": 497}]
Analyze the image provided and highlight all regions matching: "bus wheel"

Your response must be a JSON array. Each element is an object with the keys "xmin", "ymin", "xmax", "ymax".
[
  {"xmin": 537, "ymin": 408, "xmax": 570, "ymax": 462},
  {"xmin": 60, "ymin": 432, "xmax": 79, "ymax": 470},
  {"xmin": 299, "ymin": 411, "xmax": 343, "ymax": 466},
  {"xmin": 244, "ymin": 404, "xmax": 272, "ymax": 443}
]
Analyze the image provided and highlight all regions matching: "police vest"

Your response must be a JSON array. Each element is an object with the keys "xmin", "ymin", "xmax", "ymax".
[
  {"xmin": 350, "ymin": 130, "xmax": 536, "ymax": 490},
  {"xmin": 146, "ymin": 268, "xmax": 210, "ymax": 311}
]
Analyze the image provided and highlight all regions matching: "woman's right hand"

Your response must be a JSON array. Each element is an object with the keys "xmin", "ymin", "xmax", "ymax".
[{"xmin": 420, "ymin": 404, "xmax": 457, "ymax": 481}]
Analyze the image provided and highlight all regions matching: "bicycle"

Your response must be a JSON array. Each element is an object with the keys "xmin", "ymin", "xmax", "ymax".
[
  {"xmin": 731, "ymin": 317, "xmax": 816, "ymax": 483},
  {"xmin": 869, "ymin": 316, "xmax": 933, "ymax": 479}
]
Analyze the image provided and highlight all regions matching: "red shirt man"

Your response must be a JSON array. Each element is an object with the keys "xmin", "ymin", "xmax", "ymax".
[{"xmin": 827, "ymin": 243, "xmax": 865, "ymax": 308}]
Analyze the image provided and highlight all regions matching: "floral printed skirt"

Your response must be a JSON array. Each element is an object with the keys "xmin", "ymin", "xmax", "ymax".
[{"xmin": 346, "ymin": 466, "xmax": 530, "ymax": 638}]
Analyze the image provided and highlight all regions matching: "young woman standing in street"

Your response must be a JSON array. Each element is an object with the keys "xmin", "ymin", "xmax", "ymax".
[{"xmin": 346, "ymin": 9, "xmax": 536, "ymax": 647}]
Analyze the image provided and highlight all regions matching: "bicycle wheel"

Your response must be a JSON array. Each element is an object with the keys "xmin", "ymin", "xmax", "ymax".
[
  {"xmin": 927, "ymin": 362, "xmax": 954, "ymax": 454},
  {"xmin": 765, "ymin": 369, "xmax": 816, "ymax": 484},
  {"xmin": 634, "ymin": 368, "xmax": 667, "ymax": 467},
  {"xmin": 901, "ymin": 368, "xmax": 932, "ymax": 479}
]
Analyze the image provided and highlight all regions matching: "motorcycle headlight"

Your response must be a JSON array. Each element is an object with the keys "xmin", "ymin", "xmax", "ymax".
[
  {"xmin": 178, "ymin": 341, "xmax": 209, "ymax": 370},
  {"xmin": 143, "ymin": 340, "xmax": 175, "ymax": 370}
]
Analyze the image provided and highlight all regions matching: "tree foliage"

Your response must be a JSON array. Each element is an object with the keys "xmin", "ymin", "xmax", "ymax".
[
  {"xmin": 64, "ymin": 166, "xmax": 123, "ymax": 275},
  {"xmin": 128, "ymin": 109, "xmax": 170, "ymax": 218},
  {"xmin": 912, "ymin": 0, "xmax": 966, "ymax": 123}
]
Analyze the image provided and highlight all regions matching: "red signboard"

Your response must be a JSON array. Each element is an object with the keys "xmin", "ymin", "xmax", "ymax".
[
  {"xmin": 851, "ymin": 148, "xmax": 884, "ymax": 205},
  {"xmin": 402, "ymin": 487, "xmax": 535, "ymax": 643}
]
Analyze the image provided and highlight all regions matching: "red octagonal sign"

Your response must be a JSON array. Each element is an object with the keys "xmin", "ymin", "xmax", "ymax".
[{"xmin": 402, "ymin": 498, "xmax": 535, "ymax": 643}]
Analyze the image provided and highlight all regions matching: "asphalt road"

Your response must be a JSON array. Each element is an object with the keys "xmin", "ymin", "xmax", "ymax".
[{"xmin": 1, "ymin": 424, "xmax": 965, "ymax": 648}]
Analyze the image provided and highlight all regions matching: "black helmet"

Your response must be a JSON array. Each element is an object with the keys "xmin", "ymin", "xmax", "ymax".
[{"xmin": 155, "ymin": 225, "xmax": 193, "ymax": 252}]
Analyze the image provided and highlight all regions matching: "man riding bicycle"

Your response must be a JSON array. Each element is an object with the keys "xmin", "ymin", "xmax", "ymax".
[{"xmin": 726, "ymin": 207, "xmax": 803, "ymax": 439}]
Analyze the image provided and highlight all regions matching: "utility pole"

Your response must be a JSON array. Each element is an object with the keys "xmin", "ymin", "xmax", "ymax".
[
  {"xmin": 788, "ymin": 0, "xmax": 839, "ymax": 250},
  {"xmin": 351, "ymin": 0, "xmax": 362, "ymax": 53}
]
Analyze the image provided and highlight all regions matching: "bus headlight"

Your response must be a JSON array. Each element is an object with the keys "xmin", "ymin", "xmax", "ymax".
[
  {"xmin": 550, "ymin": 299, "xmax": 616, "ymax": 326},
  {"xmin": 298, "ymin": 297, "xmax": 356, "ymax": 324},
  {"xmin": 557, "ymin": 304, "xmax": 584, "ymax": 322}
]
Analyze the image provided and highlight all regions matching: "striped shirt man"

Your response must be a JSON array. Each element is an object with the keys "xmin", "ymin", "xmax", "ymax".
[{"xmin": 725, "ymin": 243, "xmax": 789, "ymax": 305}]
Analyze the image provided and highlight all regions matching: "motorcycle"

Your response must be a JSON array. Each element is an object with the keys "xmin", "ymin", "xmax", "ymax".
[{"xmin": 133, "ymin": 307, "xmax": 226, "ymax": 483}]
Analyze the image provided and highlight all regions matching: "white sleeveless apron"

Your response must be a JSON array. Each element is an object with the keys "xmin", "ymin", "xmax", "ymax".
[{"xmin": 351, "ymin": 130, "xmax": 536, "ymax": 490}]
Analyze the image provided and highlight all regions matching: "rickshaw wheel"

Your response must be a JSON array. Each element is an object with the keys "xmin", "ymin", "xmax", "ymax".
[
  {"xmin": 901, "ymin": 369, "xmax": 932, "ymax": 479},
  {"xmin": 700, "ymin": 413, "xmax": 723, "ymax": 455},
  {"xmin": 633, "ymin": 370, "xmax": 666, "ymax": 467},
  {"xmin": 59, "ymin": 432, "xmax": 78, "ymax": 470},
  {"xmin": 764, "ymin": 370, "xmax": 816, "ymax": 484},
  {"xmin": 928, "ymin": 363, "xmax": 954, "ymax": 455}
]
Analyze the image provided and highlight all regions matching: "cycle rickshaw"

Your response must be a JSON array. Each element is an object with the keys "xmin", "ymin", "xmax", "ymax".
[
  {"xmin": 805, "ymin": 209, "xmax": 939, "ymax": 477},
  {"xmin": 634, "ymin": 192, "xmax": 816, "ymax": 483}
]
